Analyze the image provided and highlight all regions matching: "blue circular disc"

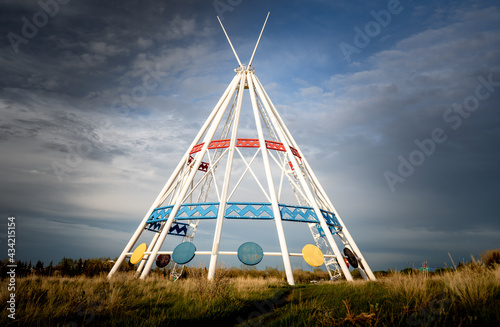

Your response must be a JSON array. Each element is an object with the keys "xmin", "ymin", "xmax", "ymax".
[
  {"xmin": 172, "ymin": 242, "xmax": 196, "ymax": 265},
  {"xmin": 238, "ymin": 242, "xmax": 264, "ymax": 266}
]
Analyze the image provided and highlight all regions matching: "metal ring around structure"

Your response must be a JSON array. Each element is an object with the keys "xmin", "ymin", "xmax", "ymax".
[
  {"xmin": 189, "ymin": 138, "xmax": 301, "ymax": 158},
  {"xmin": 146, "ymin": 202, "xmax": 341, "ymax": 231}
]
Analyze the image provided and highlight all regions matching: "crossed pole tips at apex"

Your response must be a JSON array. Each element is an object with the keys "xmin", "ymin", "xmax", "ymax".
[
  {"xmin": 217, "ymin": 12, "xmax": 271, "ymax": 69},
  {"xmin": 217, "ymin": 15, "xmax": 242, "ymax": 67},
  {"xmin": 249, "ymin": 12, "xmax": 270, "ymax": 67}
]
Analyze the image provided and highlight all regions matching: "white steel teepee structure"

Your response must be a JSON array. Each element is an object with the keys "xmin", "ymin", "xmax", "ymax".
[{"xmin": 107, "ymin": 13, "xmax": 376, "ymax": 285}]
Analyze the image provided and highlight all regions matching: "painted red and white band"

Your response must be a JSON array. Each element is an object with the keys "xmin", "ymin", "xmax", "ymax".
[
  {"xmin": 189, "ymin": 138, "xmax": 301, "ymax": 159},
  {"xmin": 187, "ymin": 156, "xmax": 210, "ymax": 172}
]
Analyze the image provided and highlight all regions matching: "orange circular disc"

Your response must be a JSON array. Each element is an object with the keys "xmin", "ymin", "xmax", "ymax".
[
  {"xmin": 130, "ymin": 243, "xmax": 147, "ymax": 264},
  {"xmin": 302, "ymin": 244, "xmax": 324, "ymax": 267}
]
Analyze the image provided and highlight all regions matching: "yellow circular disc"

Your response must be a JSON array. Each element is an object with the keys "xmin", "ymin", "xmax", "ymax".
[
  {"xmin": 302, "ymin": 244, "xmax": 324, "ymax": 267},
  {"xmin": 130, "ymin": 243, "xmax": 147, "ymax": 264}
]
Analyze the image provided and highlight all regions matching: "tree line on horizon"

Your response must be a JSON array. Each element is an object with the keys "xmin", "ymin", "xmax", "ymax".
[{"xmin": 1, "ymin": 248, "xmax": 498, "ymax": 281}]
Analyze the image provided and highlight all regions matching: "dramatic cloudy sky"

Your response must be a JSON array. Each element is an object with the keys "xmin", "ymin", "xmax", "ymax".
[{"xmin": 1, "ymin": 0, "xmax": 499, "ymax": 272}]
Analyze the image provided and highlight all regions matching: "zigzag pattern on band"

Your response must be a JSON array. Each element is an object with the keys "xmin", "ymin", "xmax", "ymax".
[{"xmin": 145, "ymin": 202, "xmax": 340, "ymax": 232}]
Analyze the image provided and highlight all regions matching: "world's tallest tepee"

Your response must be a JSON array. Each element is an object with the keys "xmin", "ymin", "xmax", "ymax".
[{"xmin": 108, "ymin": 13, "xmax": 376, "ymax": 285}]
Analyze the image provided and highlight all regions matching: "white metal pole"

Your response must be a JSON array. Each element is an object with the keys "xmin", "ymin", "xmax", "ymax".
[
  {"xmin": 250, "ymin": 72, "xmax": 353, "ymax": 281},
  {"xmin": 247, "ymin": 71, "xmax": 295, "ymax": 285},
  {"xmin": 135, "ymin": 231, "xmax": 161, "ymax": 276},
  {"xmin": 254, "ymin": 75, "xmax": 376, "ymax": 280},
  {"xmin": 301, "ymin": 159, "xmax": 376, "ymax": 281},
  {"xmin": 227, "ymin": 148, "xmax": 270, "ymax": 202},
  {"xmin": 208, "ymin": 72, "xmax": 246, "ymax": 280},
  {"xmin": 139, "ymin": 73, "xmax": 242, "ymax": 279},
  {"xmin": 217, "ymin": 16, "xmax": 243, "ymax": 67},
  {"xmin": 107, "ymin": 165, "xmax": 183, "ymax": 278},
  {"xmin": 181, "ymin": 149, "xmax": 229, "ymax": 203},
  {"xmin": 248, "ymin": 12, "xmax": 270, "ymax": 67},
  {"xmin": 107, "ymin": 74, "xmax": 240, "ymax": 278}
]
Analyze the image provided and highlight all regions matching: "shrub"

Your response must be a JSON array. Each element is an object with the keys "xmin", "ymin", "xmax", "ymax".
[
  {"xmin": 400, "ymin": 267, "xmax": 416, "ymax": 275},
  {"xmin": 481, "ymin": 249, "xmax": 500, "ymax": 268}
]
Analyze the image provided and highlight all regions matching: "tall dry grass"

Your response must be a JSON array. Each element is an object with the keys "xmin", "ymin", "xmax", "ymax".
[
  {"xmin": 380, "ymin": 269, "xmax": 443, "ymax": 308},
  {"xmin": 267, "ymin": 264, "xmax": 500, "ymax": 327},
  {"xmin": 1, "ymin": 270, "xmax": 290, "ymax": 326},
  {"xmin": 1, "ymin": 264, "xmax": 499, "ymax": 326},
  {"xmin": 442, "ymin": 264, "xmax": 499, "ymax": 323}
]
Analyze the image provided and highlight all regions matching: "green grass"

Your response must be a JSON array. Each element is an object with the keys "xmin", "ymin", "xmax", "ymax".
[{"xmin": 1, "ymin": 265, "xmax": 499, "ymax": 326}]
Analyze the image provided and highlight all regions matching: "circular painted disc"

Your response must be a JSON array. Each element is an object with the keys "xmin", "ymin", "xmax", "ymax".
[
  {"xmin": 343, "ymin": 248, "xmax": 359, "ymax": 269},
  {"xmin": 302, "ymin": 244, "xmax": 325, "ymax": 267},
  {"xmin": 130, "ymin": 243, "xmax": 147, "ymax": 265},
  {"xmin": 237, "ymin": 242, "xmax": 264, "ymax": 266},
  {"xmin": 172, "ymin": 242, "xmax": 196, "ymax": 265},
  {"xmin": 156, "ymin": 254, "xmax": 171, "ymax": 268}
]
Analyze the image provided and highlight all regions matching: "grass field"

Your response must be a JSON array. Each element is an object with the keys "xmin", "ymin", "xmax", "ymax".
[{"xmin": 1, "ymin": 264, "xmax": 499, "ymax": 326}]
